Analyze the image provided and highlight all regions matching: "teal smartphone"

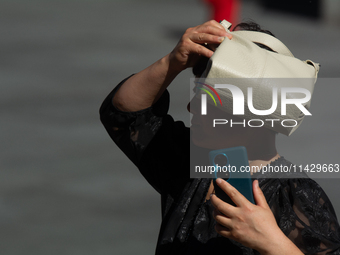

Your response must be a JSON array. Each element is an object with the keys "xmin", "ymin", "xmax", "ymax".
[{"xmin": 209, "ymin": 146, "xmax": 255, "ymax": 205}]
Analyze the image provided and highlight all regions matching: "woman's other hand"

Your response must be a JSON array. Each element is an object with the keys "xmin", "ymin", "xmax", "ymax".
[
  {"xmin": 211, "ymin": 179, "xmax": 303, "ymax": 255},
  {"xmin": 168, "ymin": 20, "xmax": 232, "ymax": 73}
]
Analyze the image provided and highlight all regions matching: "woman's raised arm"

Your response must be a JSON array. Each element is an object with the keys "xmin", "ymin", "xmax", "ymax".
[{"xmin": 112, "ymin": 20, "xmax": 231, "ymax": 112}]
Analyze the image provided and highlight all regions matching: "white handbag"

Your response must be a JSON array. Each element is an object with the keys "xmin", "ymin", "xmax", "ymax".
[{"xmin": 196, "ymin": 20, "xmax": 320, "ymax": 136}]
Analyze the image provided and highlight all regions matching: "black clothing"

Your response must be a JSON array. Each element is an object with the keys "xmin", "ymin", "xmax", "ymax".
[{"xmin": 100, "ymin": 77, "xmax": 340, "ymax": 255}]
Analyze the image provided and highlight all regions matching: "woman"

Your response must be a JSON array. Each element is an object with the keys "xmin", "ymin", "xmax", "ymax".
[{"xmin": 100, "ymin": 20, "xmax": 340, "ymax": 254}]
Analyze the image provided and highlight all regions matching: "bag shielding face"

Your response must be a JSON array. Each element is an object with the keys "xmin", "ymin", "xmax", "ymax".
[{"xmin": 198, "ymin": 19, "xmax": 319, "ymax": 136}]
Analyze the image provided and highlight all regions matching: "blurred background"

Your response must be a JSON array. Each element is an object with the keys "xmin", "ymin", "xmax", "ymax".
[{"xmin": 1, "ymin": 0, "xmax": 339, "ymax": 254}]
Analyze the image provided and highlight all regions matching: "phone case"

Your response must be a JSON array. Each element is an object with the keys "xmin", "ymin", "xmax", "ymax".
[{"xmin": 209, "ymin": 146, "xmax": 255, "ymax": 205}]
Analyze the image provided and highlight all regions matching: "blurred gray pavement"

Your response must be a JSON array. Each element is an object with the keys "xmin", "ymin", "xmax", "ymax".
[{"xmin": 1, "ymin": 0, "xmax": 340, "ymax": 254}]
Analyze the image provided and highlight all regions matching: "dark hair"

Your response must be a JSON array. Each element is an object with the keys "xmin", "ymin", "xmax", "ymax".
[
  {"xmin": 192, "ymin": 21, "xmax": 276, "ymax": 77},
  {"xmin": 233, "ymin": 21, "xmax": 275, "ymax": 37}
]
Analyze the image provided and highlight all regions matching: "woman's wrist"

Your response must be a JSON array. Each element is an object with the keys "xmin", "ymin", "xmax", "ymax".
[
  {"xmin": 165, "ymin": 52, "xmax": 188, "ymax": 75},
  {"xmin": 159, "ymin": 54, "xmax": 182, "ymax": 83}
]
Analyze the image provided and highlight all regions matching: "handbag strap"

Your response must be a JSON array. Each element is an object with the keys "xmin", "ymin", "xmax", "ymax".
[{"xmin": 220, "ymin": 20, "xmax": 294, "ymax": 57}]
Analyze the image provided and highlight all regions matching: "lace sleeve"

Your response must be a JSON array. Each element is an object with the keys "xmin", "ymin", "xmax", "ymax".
[
  {"xmin": 99, "ymin": 76, "xmax": 170, "ymax": 164},
  {"xmin": 99, "ymin": 76, "xmax": 190, "ymax": 195},
  {"xmin": 263, "ymin": 178, "xmax": 340, "ymax": 254}
]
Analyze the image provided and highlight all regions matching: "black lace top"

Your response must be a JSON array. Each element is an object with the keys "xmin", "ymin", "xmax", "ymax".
[{"xmin": 100, "ymin": 77, "xmax": 340, "ymax": 255}]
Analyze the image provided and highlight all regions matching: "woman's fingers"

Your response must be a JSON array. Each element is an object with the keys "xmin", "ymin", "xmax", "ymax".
[
  {"xmin": 213, "ymin": 179, "xmax": 268, "ymax": 209},
  {"xmin": 174, "ymin": 41, "xmax": 214, "ymax": 60},
  {"xmin": 198, "ymin": 20, "xmax": 232, "ymax": 37},
  {"xmin": 213, "ymin": 208, "xmax": 234, "ymax": 238},
  {"xmin": 189, "ymin": 32, "xmax": 226, "ymax": 45},
  {"xmin": 213, "ymin": 208, "xmax": 232, "ymax": 225},
  {"xmin": 211, "ymin": 193, "xmax": 235, "ymax": 217},
  {"xmin": 214, "ymin": 178, "xmax": 250, "ymax": 207},
  {"xmin": 168, "ymin": 20, "xmax": 232, "ymax": 71},
  {"xmin": 187, "ymin": 21, "xmax": 232, "ymax": 44},
  {"xmin": 252, "ymin": 180, "xmax": 269, "ymax": 208},
  {"xmin": 215, "ymin": 222, "xmax": 232, "ymax": 238}
]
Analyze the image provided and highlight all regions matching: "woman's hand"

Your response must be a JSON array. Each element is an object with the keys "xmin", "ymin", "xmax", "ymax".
[
  {"xmin": 211, "ymin": 179, "xmax": 303, "ymax": 255},
  {"xmin": 113, "ymin": 21, "xmax": 231, "ymax": 112},
  {"xmin": 168, "ymin": 20, "xmax": 232, "ymax": 73}
]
